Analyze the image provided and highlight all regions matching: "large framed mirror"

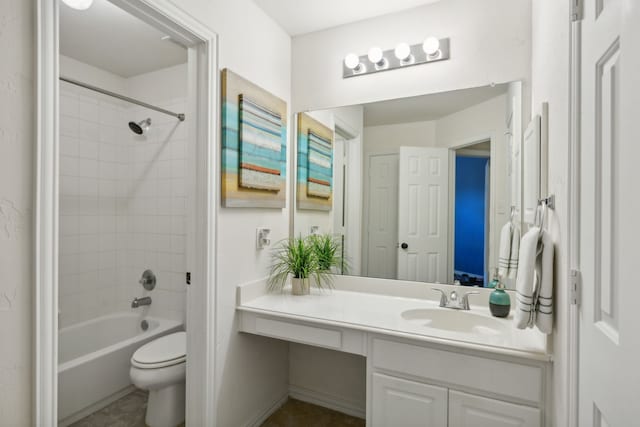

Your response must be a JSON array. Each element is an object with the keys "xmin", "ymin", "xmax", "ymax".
[{"xmin": 292, "ymin": 82, "xmax": 525, "ymax": 289}]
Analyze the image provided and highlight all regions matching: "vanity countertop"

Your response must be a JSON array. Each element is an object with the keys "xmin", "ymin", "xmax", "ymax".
[{"xmin": 237, "ymin": 281, "xmax": 551, "ymax": 362}]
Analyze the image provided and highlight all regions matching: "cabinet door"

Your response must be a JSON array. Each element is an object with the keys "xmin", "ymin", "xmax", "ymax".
[
  {"xmin": 448, "ymin": 390, "xmax": 540, "ymax": 427},
  {"xmin": 371, "ymin": 373, "xmax": 447, "ymax": 427}
]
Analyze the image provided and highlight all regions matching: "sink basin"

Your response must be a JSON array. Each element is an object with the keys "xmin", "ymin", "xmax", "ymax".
[{"xmin": 401, "ymin": 308, "xmax": 507, "ymax": 335}]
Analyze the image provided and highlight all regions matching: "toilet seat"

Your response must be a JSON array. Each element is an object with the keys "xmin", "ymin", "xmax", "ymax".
[{"xmin": 132, "ymin": 331, "xmax": 186, "ymax": 369}]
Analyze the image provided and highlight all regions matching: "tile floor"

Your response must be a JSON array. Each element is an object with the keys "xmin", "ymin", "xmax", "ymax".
[
  {"xmin": 69, "ymin": 390, "xmax": 185, "ymax": 427},
  {"xmin": 261, "ymin": 398, "xmax": 365, "ymax": 427},
  {"xmin": 69, "ymin": 392, "xmax": 362, "ymax": 427}
]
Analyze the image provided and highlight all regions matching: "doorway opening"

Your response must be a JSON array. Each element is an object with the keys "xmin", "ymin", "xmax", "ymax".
[
  {"xmin": 453, "ymin": 141, "xmax": 490, "ymax": 286},
  {"xmin": 36, "ymin": 1, "xmax": 217, "ymax": 425}
]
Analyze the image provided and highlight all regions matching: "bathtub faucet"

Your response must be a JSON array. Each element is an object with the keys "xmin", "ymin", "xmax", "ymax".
[{"xmin": 131, "ymin": 296, "xmax": 152, "ymax": 308}]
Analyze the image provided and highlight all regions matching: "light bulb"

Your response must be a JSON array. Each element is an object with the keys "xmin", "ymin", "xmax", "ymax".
[
  {"xmin": 394, "ymin": 43, "xmax": 411, "ymax": 61},
  {"xmin": 422, "ymin": 37, "xmax": 440, "ymax": 56},
  {"xmin": 62, "ymin": 0, "xmax": 94, "ymax": 10},
  {"xmin": 368, "ymin": 47, "xmax": 384, "ymax": 64},
  {"xmin": 344, "ymin": 53, "xmax": 360, "ymax": 70}
]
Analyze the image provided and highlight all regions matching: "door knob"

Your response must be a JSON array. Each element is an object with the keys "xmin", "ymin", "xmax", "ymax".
[{"xmin": 401, "ymin": 242, "xmax": 409, "ymax": 249}]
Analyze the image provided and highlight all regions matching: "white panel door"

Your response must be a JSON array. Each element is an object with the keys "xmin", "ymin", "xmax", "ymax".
[
  {"xmin": 448, "ymin": 391, "xmax": 540, "ymax": 427},
  {"xmin": 578, "ymin": 0, "xmax": 640, "ymax": 425},
  {"xmin": 397, "ymin": 147, "xmax": 449, "ymax": 283},
  {"xmin": 371, "ymin": 373, "xmax": 447, "ymax": 427},
  {"xmin": 366, "ymin": 154, "xmax": 399, "ymax": 279}
]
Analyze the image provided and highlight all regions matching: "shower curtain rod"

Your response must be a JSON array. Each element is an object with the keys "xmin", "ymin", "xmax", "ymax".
[{"xmin": 59, "ymin": 76, "xmax": 185, "ymax": 122}]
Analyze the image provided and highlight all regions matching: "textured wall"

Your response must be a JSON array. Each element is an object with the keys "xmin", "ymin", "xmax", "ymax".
[{"xmin": 0, "ymin": 0, "xmax": 34, "ymax": 425}]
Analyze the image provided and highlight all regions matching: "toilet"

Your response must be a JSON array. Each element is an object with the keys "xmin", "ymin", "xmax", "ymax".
[{"xmin": 130, "ymin": 331, "xmax": 186, "ymax": 427}]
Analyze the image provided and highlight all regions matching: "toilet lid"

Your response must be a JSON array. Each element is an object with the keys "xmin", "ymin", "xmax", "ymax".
[{"xmin": 132, "ymin": 331, "xmax": 186, "ymax": 369}]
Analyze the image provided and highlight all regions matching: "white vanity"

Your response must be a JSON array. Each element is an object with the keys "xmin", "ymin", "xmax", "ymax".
[{"xmin": 237, "ymin": 276, "xmax": 552, "ymax": 427}]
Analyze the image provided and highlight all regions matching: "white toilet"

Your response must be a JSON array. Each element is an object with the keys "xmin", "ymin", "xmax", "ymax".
[{"xmin": 130, "ymin": 331, "xmax": 186, "ymax": 427}]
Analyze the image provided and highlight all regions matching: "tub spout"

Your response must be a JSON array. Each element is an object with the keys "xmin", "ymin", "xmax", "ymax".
[{"xmin": 131, "ymin": 296, "xmax": 152, "ymax": 308}]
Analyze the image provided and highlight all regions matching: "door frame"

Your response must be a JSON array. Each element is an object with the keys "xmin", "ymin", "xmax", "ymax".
[
  {"xmin": 36, "ymin": 1, "xmax": 218, "ymax": 425},
  {"xmin": 447, "ymin": 133, "xmax": 494, "ymax": 284},
  {"xmin": 567, "ymin": 2, "xmax": 582, "ymax": 425}
]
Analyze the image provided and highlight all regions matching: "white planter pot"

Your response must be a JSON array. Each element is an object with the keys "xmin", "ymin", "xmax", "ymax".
[{"xmin": 291, "ymin": 277, "xmax": 310, "ymax": 295}]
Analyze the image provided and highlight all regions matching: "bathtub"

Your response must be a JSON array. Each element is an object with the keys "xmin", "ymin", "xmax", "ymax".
[{"xmin": 58, "ymin": 312, "xmax": 182, "ymax": 425}]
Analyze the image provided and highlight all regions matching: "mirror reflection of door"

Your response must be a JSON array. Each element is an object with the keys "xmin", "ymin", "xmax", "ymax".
[
  {"xmin": 397, "ymin": 147, "xmax": 449, "ymax": 283},
  {"xmin": 453, "ymin": 141, "xmax": 491, "ymax": 287},
  {"xmin": 366, "ymin": 154, "xmax": 399, "ymax": 279}
]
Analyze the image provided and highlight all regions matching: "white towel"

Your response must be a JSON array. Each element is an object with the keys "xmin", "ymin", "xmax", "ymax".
[
  {"xmin": 535, "ymin": 229, "xmax": 554, "ymax": 334},
  {"xmin": 498, "ymin": 222, "xmax": 512, "ymax": 278},
  {"xmin": 514, "ymin": 226, "xmax": 555, "ymax": 333},
  {"xmin": 498, "ymin": 222, "xmax": 520, "ymax": 280},
  {"xmin": 515, "ymin": 227, "xmax": 539, "ymax": 329}
]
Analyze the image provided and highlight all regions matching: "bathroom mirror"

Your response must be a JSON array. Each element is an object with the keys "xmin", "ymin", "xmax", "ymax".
[{"xmin": 292, "ymin": 82, "xmax": 525, "ymax": 289}]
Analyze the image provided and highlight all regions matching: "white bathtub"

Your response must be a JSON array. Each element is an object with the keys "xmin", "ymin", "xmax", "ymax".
[{"xmin": 58, "ymin": 312, "xmax": 182, "ymax": 425}]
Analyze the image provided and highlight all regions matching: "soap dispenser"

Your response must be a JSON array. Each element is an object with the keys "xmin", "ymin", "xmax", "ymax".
[
  {"xmin": 488, "ymin": 268, "xmax": 500, "ymax": 288},
  {"xmin": 489, "ymin": 281, "xmax": 511, "ymax": 318}
]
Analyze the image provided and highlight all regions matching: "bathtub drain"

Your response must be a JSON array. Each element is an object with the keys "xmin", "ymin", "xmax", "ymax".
[{"xmin": 140, "ymin": 320, "xmax": 149, "ymax": 331}]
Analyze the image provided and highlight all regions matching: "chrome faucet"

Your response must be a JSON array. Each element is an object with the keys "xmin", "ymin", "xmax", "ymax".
[
  {"xmin": 433, "ymin": 289, "xmax": 479, "ymax": 310},
  {"xmin": 131, "ymin": 296, "xmax": 152, "ymax": 308}
]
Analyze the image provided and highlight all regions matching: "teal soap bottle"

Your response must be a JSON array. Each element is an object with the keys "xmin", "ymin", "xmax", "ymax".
[{"xmin": 489, "ymin": 281, "xmax": 511, "ymax": 318}]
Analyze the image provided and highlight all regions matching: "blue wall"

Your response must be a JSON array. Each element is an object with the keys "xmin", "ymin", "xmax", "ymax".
[{"xmin": 454, "ymin": 156, "xmax": 488, "ymax": 276}]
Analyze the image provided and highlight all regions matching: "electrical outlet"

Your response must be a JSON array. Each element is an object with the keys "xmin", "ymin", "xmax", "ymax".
[{"xmin": 256, "ymin": 228, "xmax": 271, "ymax": 249}]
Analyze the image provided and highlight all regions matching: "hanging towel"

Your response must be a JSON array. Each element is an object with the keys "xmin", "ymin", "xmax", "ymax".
[
  {"xmin": 508, "ymin": 225, "xmax": 521, "ymax": 280},
  {"xmin": 514, "ymin": 227, "xmax": 540, "ymax": 329},
  {"xmin": 535, "ymin": 229, "xmax": 554, "ymax": 334},
  {"xmin": 498, "ymin": 222, "xmax": 513, "ymax": 278}
]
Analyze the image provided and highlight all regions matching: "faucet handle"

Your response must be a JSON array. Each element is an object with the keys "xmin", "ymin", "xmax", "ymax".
[
  {"xmin": 461, "ymin": 291, "xmax": 480, "ymax": 310},
  {"xmin": 432, "ymin": 289, "xmax": 448, "ymax": 307}
]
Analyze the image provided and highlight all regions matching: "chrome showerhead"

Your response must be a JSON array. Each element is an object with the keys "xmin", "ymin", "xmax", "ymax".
[{"xmin": 128, "ymin": 118, "xmax": 151, "ymax": 135}]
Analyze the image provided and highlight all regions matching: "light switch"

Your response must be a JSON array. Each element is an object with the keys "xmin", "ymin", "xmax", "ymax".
[{"xmin": 256, "ymin": 228, "xmax": 271, "ymax": 249}]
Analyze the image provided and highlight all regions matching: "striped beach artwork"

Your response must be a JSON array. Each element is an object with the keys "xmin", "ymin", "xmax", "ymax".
[
  {"xmin": 306, "ymin": 131, "xmax": 332, "ymax": 198},
  {"xmin": 221, "ymin": 69, "xmax": 287, "ymax": 208},
  {"xmin": 239, "ymin": 96, "xmax": 282, "ymax": 191},
  {"xmin": 296, "ymin": 113, "xmax": 334, "ymax": 211}
]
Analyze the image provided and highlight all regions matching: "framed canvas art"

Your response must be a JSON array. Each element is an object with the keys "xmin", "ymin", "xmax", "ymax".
[
  {"xmin": 221, "ymin": 69, "xmax": 287, "ymax": 208},
  {"xmin": 297, "ymin": 113, "xmax": 334, "ymax": 211}
]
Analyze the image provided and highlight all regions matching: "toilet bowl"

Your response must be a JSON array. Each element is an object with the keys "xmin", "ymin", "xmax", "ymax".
[{"xmin": 130, "ymin": 331, "xmax": 186, "ymax": 427}]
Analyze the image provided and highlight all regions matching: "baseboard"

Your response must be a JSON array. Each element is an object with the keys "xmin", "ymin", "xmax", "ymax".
[
  {"xmin": 245, "ymin": 391, "xmax": 289, "ymax": 427},
  {"xmin": 288, "ymin": 385, "xmax": 366, "ymax": 420},
  {"xmin": 58, "ymin": 385, "xmax": 137, "ymax": 427}
]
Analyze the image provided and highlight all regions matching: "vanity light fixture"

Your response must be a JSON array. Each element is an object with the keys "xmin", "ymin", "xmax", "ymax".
[
  {"xmin": 61, "ymin": 0, "xmax": 94, "ymax": 10},
  {"xmin": 342, "ymin": 37, "xmax": 450, "ymax": 78}
]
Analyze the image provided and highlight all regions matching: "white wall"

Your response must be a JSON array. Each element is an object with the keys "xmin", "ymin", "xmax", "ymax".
[
  {"xmin": 292, "ymin": 0, "xmax": 531, "ymax": 112},
  {"xmin": 531, "ymin": 2, "xmax": 571, "ymax": 427},
  {"xmin": 363, "ymin": 120, "xmax": 437, "ymax": 155},
  {"xmin": 0, "ymin": 0, "xmax": 33, "ymax": 423},
  {"xmin": 6, "ymin": 1, "xmax": 292, "ymax": 426},
  {"xmin": 289, "ymin": 344, "xmax": 366, "ymax": 417}
]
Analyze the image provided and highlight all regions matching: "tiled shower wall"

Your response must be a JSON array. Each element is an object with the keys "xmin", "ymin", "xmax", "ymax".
[{"xmin": 58, "ymin": 61, "xmax": 188, "ymax": 328}]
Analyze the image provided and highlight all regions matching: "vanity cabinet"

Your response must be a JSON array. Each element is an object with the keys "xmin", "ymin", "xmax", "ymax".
[
  {"xmin": 371, "ymin": 373, "xmax": 448, "ymax": 427},
  {"xmin": 448, "ymin": 391, "xmax": 540, "ymax": 427},
  {"xmin": 369, "ymin": 337, "xmax": 547, "ymax": 427}
]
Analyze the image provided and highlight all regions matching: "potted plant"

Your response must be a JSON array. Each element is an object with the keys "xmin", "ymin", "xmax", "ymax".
[
  {"xmin": 309, "ymin": 233, "xmax": 348, "ymax": 274},
  {"xmin": 268, "ymin": 236, "xmax": 332, "ymax": 295}
]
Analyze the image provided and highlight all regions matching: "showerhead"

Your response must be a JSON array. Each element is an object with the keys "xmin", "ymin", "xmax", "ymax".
[{"xmin": 128, "ymin": 118, "xmax": 151, "ymax": 135}]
